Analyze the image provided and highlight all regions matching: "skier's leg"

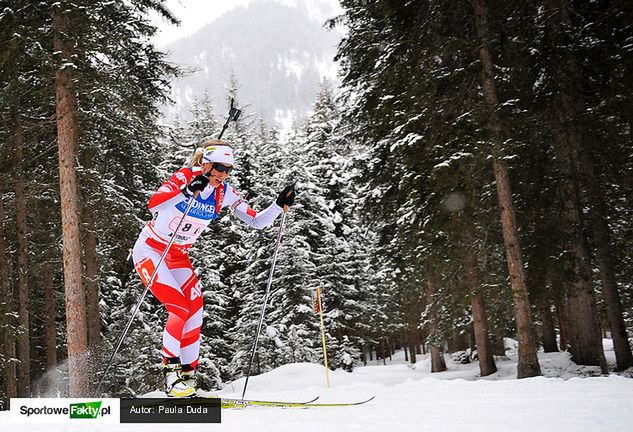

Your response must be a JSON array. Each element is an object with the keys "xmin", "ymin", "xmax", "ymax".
[
  {"xmin": 132, "ymin": 240, "xmax": 189, "ymax": 360},
  {"xmin": 181, "ymin": 281, "xmax": 203, "ymax": 369},
  {"xmin": 132, "ymin": 239, "xmax": 198, "ymax": 397},
  {"xmin": 171, "ymin": 267, "xmax": 204, "ymax": 370},
  {"xmin": 168, "ymin": 263, "xmax": 203, "ymax": 393}
]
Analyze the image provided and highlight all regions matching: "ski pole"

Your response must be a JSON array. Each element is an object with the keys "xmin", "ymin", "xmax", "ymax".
[
  {"xmin": 94, "ymin": 191, "xmax": 200, "ymax": 397},
  {"xmin": 218, "ymin": 98, "xmax": 241, "ymax": 140},
  {"xmin": 241, "ymin": 204, "xmax": 290, "ymax": 400}
]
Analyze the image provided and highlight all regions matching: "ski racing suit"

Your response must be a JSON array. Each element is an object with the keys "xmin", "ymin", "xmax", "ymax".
[{"xmin": 132, "ymin": 166, "xmax": 283, "ymax": 369}]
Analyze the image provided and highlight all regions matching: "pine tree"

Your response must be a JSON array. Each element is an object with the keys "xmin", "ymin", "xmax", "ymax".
[
  {"xmin": 296, "ymin": 83, "xmax": 367, "ymax": 369},
  {"xmin": 333, "ymin": 0, "xmax": 543, "ymax": 375},
  {"xmin": 0, "ymin": 0, "xmax": 180, "ymax": 396},
  {"xmin": 228, "ymin": 133, "xmax": 298, "ymax": 376}
]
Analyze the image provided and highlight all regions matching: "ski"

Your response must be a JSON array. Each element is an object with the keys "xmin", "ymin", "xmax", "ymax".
[
  {"xmin": 218, "ymin": 396, "xmax": 320, "ymax": 409},
  {"xmin": 302, "ymin": 396, "xmax": 375, "ymax": 408},
  {"xmin": 217, "ymin": 395, "xmax": 375, "ymax": 409}
]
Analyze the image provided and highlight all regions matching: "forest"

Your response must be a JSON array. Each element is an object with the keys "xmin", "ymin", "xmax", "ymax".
[{"xmin": 0, "ymin": 0, "xmax": 631, "ymax": 403}]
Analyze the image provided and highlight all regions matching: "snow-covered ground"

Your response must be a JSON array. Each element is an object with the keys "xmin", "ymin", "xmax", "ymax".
[{"xmin": 3, "ymin": 340, "xmax": 632, "ymax": 431}]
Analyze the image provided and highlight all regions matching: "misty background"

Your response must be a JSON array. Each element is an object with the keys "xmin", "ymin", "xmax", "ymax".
[{"xmin": 156, "ymin": 0, "xmax": 344, "ymax": 133}]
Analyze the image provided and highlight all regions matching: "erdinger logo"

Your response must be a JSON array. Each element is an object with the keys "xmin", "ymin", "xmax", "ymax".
[
  {"xmin": 190, "ymin": 200, "xmax": 216, "ymax": 213},
  {"xmin": 175, "ymin": 185, "xmax": 226, "ymax": 221}
]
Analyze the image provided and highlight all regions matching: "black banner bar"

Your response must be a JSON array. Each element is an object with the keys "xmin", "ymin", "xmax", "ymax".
[{"xmin": 120, "ymin": 398, "xmax": 221, "ymax": 423}]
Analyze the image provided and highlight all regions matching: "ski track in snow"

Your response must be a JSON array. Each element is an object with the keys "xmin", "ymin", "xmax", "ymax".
[{"xmin": 2, "ymin": 341, "xmax": 632, "ymax": 431}]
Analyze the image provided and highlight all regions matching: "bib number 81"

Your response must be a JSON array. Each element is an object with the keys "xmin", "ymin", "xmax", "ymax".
[{"xmin": 168, "ymin": 217, "xmax": 204, "ymax": 235}]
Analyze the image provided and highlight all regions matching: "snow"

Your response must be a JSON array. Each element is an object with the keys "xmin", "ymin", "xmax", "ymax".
[{"xmin": 3, "ymin": 342, "xmax": 632, "ymax": 431}]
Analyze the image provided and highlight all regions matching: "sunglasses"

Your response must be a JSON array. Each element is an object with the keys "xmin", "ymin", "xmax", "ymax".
[{"xmin": 211, "ymin": 162, "xmax": 233, "ymax": 174}]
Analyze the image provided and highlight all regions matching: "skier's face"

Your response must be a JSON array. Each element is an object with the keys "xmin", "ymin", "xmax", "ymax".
[{"xmin": 204, "ymin": 162, "xmax": 232, "ymax": 187}]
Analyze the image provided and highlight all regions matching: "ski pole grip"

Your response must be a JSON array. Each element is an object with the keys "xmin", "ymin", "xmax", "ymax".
[
  {"xmin": 192, "ymin": 173, "xmax": 209, "ymax": 198},
  {"xmin": 283, "ymin": 189, "xmax": 294, "ymax": 213}
]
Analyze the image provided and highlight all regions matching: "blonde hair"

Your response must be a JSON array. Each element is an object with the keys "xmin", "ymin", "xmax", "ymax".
[{"xmin": 189, "ymin": 139, "xmax": 234, "ymax": 167}]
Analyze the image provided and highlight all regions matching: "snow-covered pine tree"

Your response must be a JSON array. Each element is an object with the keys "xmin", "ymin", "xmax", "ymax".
[
  {"xmin": 253, "ymin": 140, "xmax": 325, "ymax": 369},
  {"xmin": 333, "ymin": 0, "xmax": 516, "ymax": 370},
  {"xmin": 0, "ymin": 0, "xmax": 55, "ymax": 398},
  {"xmin": 57, "ymin": 0, "xmax": 181, "ymax": 395},
  {"xmin": 295, "ymin": 83, "xmax": 368, "ymax": 370},
  {"xmin": 0, "ymin": 0, "xmax": 180, "ymax": 398},
  {"xmin": 227, "ymin": 120, "xmax": 292, "ymax": 378}
]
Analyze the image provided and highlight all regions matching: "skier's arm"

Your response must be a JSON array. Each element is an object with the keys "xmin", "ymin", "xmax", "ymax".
[
  {"xmin": 235, "ymin": 202, "xmax": 284, "ymax": 230},
  {"xmin": 148, "ymin": 167, "xmax": 200, "ymax": 212},
  {"xmin": 223, "ymin": 186, "xmax": 283, "ymax": 230}
]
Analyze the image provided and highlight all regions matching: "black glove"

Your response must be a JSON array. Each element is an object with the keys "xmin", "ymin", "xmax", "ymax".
[
  {"xmin": 182, "ymin": 174, "xmax": 209, "ymax": 197},
  {"xmin": 276, "ymin": 184, "xmax": 296, "ymax": 208}
]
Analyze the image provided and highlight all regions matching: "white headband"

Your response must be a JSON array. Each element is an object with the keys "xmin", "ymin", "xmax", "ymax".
[{"xmin": 202, "ymin": 145, "xmax": 235, "ymax": 166}]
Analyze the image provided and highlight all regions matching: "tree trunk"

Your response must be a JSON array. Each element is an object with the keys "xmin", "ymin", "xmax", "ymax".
[
  {"xmin": 83, "ymin": 209, "xmax": 100, "ymax": 353},
  {"xmin": 447, "ymin": 334, "xmax": 457, "ymax": 354},
  {"xmin": 425, "ymin": 270, "xmax": 446, "ymax": 373},
  {"xmin": 54, "ymin": 11, "xmax": 89, "ymax": 396},
  {"xmin": 0, "ymin": 193, "xmax": 18, "ymax": 399},
  {"xmin": 414, "ymin": 330, "xmax": 422, "ymax": 355},
  {"xmin": 448, "ymin": 331, "xmax": 468, "ymax": 353},
  {"xmin": 468, "ymin": 327, "xmax": 476, "ymax": 354},
  {"xmin": 12, "ymin": 104, "xmax": 31, "ymax": 396},
  {"xmin": 407, "ymin": 328, "xmax": 417, "ymax": 364},
  {"xmin": 81, "ymin": 149, "xmax": 101, "ymax": 388},
  {"xmin": 539, "ymin": 304, "xmax": 559, "ymax": 353},
  {"xmin": 555, "ymin": 300, "xmax": 568, "ymax": 351},
  {"xmin": 43, "ymin": 260, "xmax": 58, "ymax": 371},
  {"xmin": 489, "ymin": 327, "xmax": 506, "ymax": 357},
  {"xmin": 362, "ymin": 341, "xmax": 368, "ymax": 366},
  {"xmin": 379, "ymin": 336, "xmax": 386, "ymax": 365},
  {"xmin": 465, "ymin": 224, "xmax": 497, "ymax": 376},
  {"xmin": 402, "ymin": 331, "xmax": 408, "ymax": 362},
  {"xmin": 577, "ymin": 143, "xmax": 633, "ymax": 370},
  {"xmin": 586, "ymin": 189, "xmax": 632, "ymax": 370},
  {"xmin": 544, "ymin": 0, "xmax": 607, "ymax": 373},
  {"xmin": 431, "ymin": 345, "xmax": 447, "ymax": 372},
  {"xmin": 471, "ymin": 294, "xmax": 497, "ymax": 375},
  {"xmin": 471, "ymin": 0, "xmax": 541, "ymax": 378}
]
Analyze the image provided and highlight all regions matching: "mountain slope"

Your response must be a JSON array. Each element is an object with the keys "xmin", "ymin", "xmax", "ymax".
[{"xmin": 162, "ymin": 0, "xmax": 342, "ymax": 128}]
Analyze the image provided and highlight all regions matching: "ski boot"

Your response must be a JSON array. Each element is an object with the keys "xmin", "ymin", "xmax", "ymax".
[
  {"xmin": 179, "ymin": 364, "xmax": 200, "ymax": 395},
  {"xmin": 163, "ymin": 363, "xmax": 197, "ymax": 398}
]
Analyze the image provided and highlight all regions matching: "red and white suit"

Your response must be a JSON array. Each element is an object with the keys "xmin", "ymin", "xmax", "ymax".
[{"xmin": 132, "ymin": 166, "xmax": 283, "ymax": 369}]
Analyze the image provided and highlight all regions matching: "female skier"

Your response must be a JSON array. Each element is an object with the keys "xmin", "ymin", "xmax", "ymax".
[{"xmin": 132, "ymin": 140, "xmax": 295, "ymax": 397}]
